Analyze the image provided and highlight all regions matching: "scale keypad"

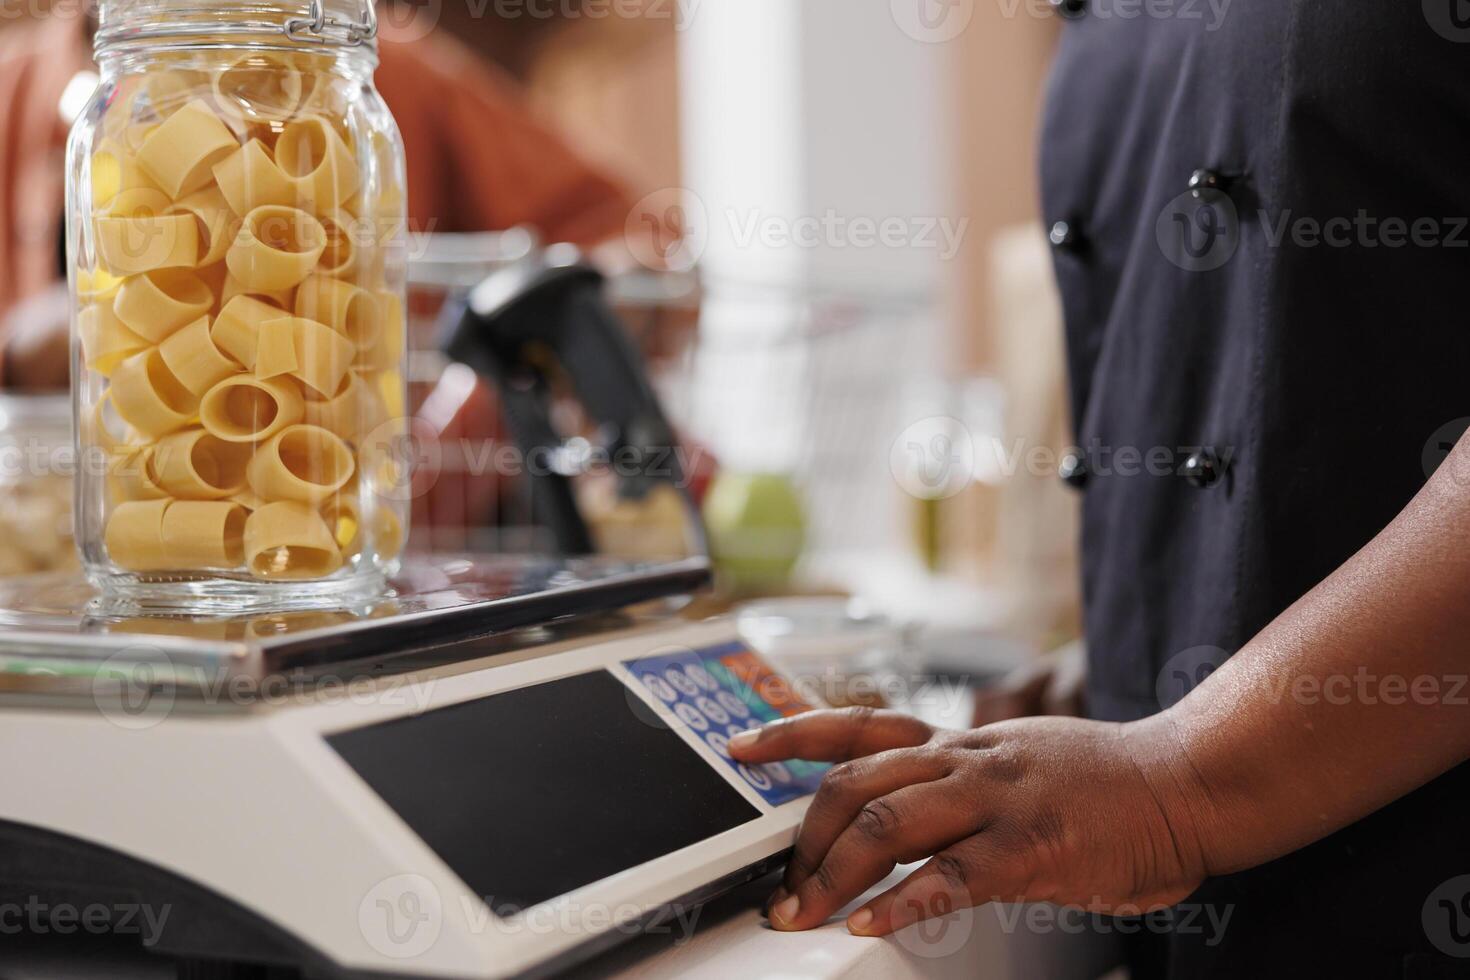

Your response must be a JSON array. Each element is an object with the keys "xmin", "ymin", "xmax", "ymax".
[{"xmin": 625, "ymin": 642, "xmax": 829, "ymax": 806}]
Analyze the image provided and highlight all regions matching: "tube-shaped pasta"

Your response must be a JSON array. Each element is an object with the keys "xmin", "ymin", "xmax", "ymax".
[
  {"xmin": 225, "ymin": 206, "xmax": 325, "ymax": 292},
  {"xmin": 274, "ymin": 116, "xmax": 360, "ymax": 212},
  {"xmin": 96, "ymin": 191, "xmax": 199, "ymax": 275},
  {"xmin": 230, "ymin": 489, "xmax": 269, "ymax": 512},
  {"xmin": 303, "ymin": 370, "xmax": 387, "ymax": 440},
  {"xmin": 78, "ymin": 268, "xmax": 124, "ymax": 305},
  {"xmin": 159, "ymin": 316, "xmax": 241, "ymax": 395},
  {"xmin": 161, "ymin": 501, "xmax": 248, "ymax": 569},
  {"xmin": 353, "ymin": 290, "xmax": 403, "ymax": 371},
  {"xmin": 166, "ymin": 186, "xmax": 240, "ymax": 269},
  {"xmin": 78, "ymin": 303, "xmax": 150, "ymax": 377},
  {"xmin": 91, "ymin": 141, "xmax": 163, "ymax": 208},
  {"xmin": 314, "ymin": 210, "xmax": 357, "ymax": 277},
  {"xmin": 219, "ymin": 272, "xmax": 295, "ymax": 312},
  {"xmin": 107, "ymin": 447, "xmax": 169, "ymax": 503},
  {"xmin": 260, "ymin": 315, "xmax": 356, "ymax": 396},
  {"xmin": 113, "ymin": 268, "xmax": 213, "ymax": 343},
  {"xmin": 294, "ymin": 275, "xmax": 379, "ymax": 349},
  {"xmin": 212, "ymin": 140, "xmax": 297, "ymax": 217},
  {"xmin": 105, "ymin": 499, "xmax": 173, "ymax": 571},
  {"xmin": 246, "ymin": 424, "xmax": 355, "ymax": 504},
  {"xmin": 136, "ymin": 99, "xmax": 238, "ymax": 199},
  {"xmin": 151, "ymin": 428, "xmax": 250, "ymax": 499},
  {"xmin": 320, "ymin": 495, "xmax": 403, "ymax": 560},
  {"xmin": 210, "ymin": 295, "xmax": 285, "ymax": 369},
  {"xmin": 211, "ymin": 53, "xmax": 304, "ymax": 125},
  {"xmin": 243, "ymin": 500, "xmax": 343, "ymax": 580},
  {"xmin": 111, "ymin": 348, "xmax": 200, "ymax": 439},
  {"xmin": 199, "ymin": 374, "xmax": 305, "ymax": 443}
]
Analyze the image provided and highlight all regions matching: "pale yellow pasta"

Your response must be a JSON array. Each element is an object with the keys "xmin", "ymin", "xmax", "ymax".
[
  {"xmin": 246, "ymin": 424, "xmax": 355, "ymax": 504},
  {"xmin": 294, "ymin": 275, "xmax": 379, "ymax": 348},
  {"xmin": 89, "ymin": 391, "xmax": 132, "ymax": 455},
  {"xmin": 166, "ymin": 186, "xmax": 240, "ymax": 268},
  {"xmin": 353, "ymin": 290, "xmax": 403, "ymax": 372},
  {"xmin": 243, "ymin": 500, "xmax": 343, "ymax": 580},
  {"xmin": 219, "ymin": 272, "xmax": 295, "ymax": 313},
  {"xmin": 78, "ymin": 268, "xmax": 124, "ymax": 304},
  {"xmin": 78, "ymin": 303, "xmax": 150, "ymax": 377},
  {"xmin": 151, "ymin": 428, "xmax": 250, "ymax": 499},
  {"xmin": 321, "ymin": 495, "xmax": 403, "ymax": 560},
  {"xmin": 212, "ymin": 140, "xmax": 297, "ymax": 217},
  {"xmin": 159, "ymin": 316, "xmax": 240, "ymax": 395},
  {"xmin": 139, "ymin": 70, "xmax": 211, "ymax": 117},
  {"xmin": 91, "ymin": 141, "xmax": 163, "ymax": 208},
  {"xmin": 111, "ymin": 348, "xmax": 200, "ymax": 439},
  {"xmin": 211, "ymin": 53, "xmax": 304, "ymax": 125},
  {"xmin": 255, "ymin": 318, "xmax": 300, "ymax": 381},
  {"xmin": 225, "ymin": 205, "xmax": 325, "ymax": 292},
  {"xmin": 257, "ymin": 316, "xmax": 355, "ymax": 396},
  {"xmin": 230, "ymin": 488, "xmax": 269, "ymax": 512},
  {"xmin": 274, "ymin": 116, "xmax": 359, "ymax": 212},
  {"xmin": 113, "ymin": 268, "xmax": 213, "ymax": 343},
  {"xmin": 96, "ymin": 201, "xmax": 199, "ymax": 275},
  {"xmin": 104, "ymin": 499, "xmax": 173, "ymax": 571},
  {"xmin": 314, "ymin": 210, "xmax": 357, "ymax": 277},
  {"xmin": 161, "ymin": 501, "xmax": 248, "ymax": 569},
  {"xmin": 303, "ymin": 371, "xmax": 386, "ymax": 441},
  {"xmin": 135, "ymin": 99, "xmax": 238, "ymax": 199},
  {"xmin": 199, "ymin": 375, "xmax": 304, "ymax": 443},
  {"xmin": 211, "ymin": 295, "xmax": 286, "ymax": 369},
  {"xmin": 107, "ymin": 447, "xmax": 169, "ymax": 503}
]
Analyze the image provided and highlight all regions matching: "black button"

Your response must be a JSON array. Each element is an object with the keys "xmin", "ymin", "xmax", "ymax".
[
  {"xmin": 1188, "ymin": 169, "xmax": 1229, "ymax": 200},
  {"xmin": 1059, "ymin": 451, "xmax": 1088, "ymax": 489},
  {"xmin": 1050, "ymin": 0, "xmax": 1088, "ymax": 17},
  {"xmin": 1181, "ymin": 448, "xmax": 1226, "ymax": 488},
  {"xmin": 1048, "ymin": 219, "xmax": 1079, "ymax": 250}
]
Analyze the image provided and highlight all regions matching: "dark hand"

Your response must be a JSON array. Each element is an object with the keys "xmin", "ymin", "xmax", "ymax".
[{"xmin": 728, "ymin": 707, "xmax": 1204, "ymax": 937}]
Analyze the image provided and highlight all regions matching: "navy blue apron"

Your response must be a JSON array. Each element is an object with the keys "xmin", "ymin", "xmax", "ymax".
[{"xmin": 1039, "ymin": 1, "xmax": 1470, "ymax": 974}]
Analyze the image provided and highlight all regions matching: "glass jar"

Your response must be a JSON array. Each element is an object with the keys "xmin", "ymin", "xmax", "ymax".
[{"xmin": 66, "ymin": 0, "xmax": 410, "ymax": 610}]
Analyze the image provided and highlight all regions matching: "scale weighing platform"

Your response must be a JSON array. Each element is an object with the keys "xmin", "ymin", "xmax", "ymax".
[{"xmin": 0, "ymin": 555, "xmax": 829, "ymax": 979}]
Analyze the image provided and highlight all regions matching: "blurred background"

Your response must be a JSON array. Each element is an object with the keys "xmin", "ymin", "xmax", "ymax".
[{"xmin": 0, "ymin": 0, "xmax": 1079, "ymax": 674}]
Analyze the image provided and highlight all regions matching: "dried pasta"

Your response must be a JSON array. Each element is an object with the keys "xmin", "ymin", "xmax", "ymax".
[
  {"xmin": 104, "ymin": 499, "xmax": 173, "ymax": 571},
  {"xmin": 95, "ymin": 189, "xmax": 199, "ymax": 275},
  {"xmin": 110, "ymin": 348, "xmax": 200, "ymax": 439},
  {"xmin": 294, "ymin": 275, "xmax": 379, "ymax": 348},
  {"xmin": 166, "ymin": 186, "xmax": 240, "ymax": 268},
  {"xmin": 303, "ymin": 370, "xmax": 386, "ymax": 441},
  {"xmin": 245, "ymin": 424, "xmax": 355, "ymax": 504},
  {"xmin": 210, "ymin": 294, "xmax": 284, "ymax": 369},
  {"xmin": 161, "ymin": 501, "xmax": 248, "ymax": 569},
  {"xmin": 211, "ymin": 53, "xmax": 305, "ymax": 125},
  {"xmin": 274, "ymin": 116, "xmax": 359, "ymax": 212},
  {"xmin": 78, "ymin": 303, "xmax": 150, "ymax": 377},
  {"xmin": 256, "ymin": 316, "xmax": 355, "ymax": 395},
  {"xmin": 243, "ymin": 501, "xmax": 343, "ymax": 580},
  {"xmin": 212, "ymin": 139, "xmax": 296, "ymax": 217},
  {"xmin": 113, "ymin": 268, "xmax": 213, "ymax": 343},
  {"xmin": 199, "ymin": 374, "xmax": 304, "ymax": 443},
  {"xmin": 225, "ymin": 205, "xmax": 326, "ymax": 291},
  {"xmin": 151, "ymin": 428, "xmax": 250, "ymax": 499},
  {"xmin": 136, "ymin": 99, "xmax": 238, "ymax": 199},
  {"xmin": 159, "ymin": 316, "xmax": 240, "ymax": 395}
]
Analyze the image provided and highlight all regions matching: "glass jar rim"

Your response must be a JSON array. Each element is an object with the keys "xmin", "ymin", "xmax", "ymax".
[{"xmin": 95, "ymin": 0, "xmax": 378, "ymax": 54}]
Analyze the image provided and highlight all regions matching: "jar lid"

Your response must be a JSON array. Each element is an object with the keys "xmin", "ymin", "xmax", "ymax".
[{"xmin": 95, "ymin": 0, "xmax": 378, "ymax": 52}]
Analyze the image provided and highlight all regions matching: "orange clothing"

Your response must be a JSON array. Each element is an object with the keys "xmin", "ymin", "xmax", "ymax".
[{"xmin": 0, "ymin": 15, "xmax": 634, "ymax": 321}]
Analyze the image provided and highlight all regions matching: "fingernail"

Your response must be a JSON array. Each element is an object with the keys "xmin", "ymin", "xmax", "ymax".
[
  {"xmin": 762, "ymin": 886, "xmax": 788, "ymax": 918},
  {"xmin": 728, "ymin": 730, "xmax": 758, "ymax": 753},
  {"xmin": 770, "ymin": 895, "xmax": 800, "ymax": 927},
  {"xmin": 847, "ymin": 907, "xmax": 875, "ymax": 935}
]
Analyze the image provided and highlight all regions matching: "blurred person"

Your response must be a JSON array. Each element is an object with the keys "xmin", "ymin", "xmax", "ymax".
[{"xmin": 730, "ymin": 5, "xmax": 1470, "ymax": 976}]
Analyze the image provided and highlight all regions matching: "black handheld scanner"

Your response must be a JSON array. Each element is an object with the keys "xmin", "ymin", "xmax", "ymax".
[{"xmin": 438, "ymin": 247, "xmax": 703, "ymax": 557}]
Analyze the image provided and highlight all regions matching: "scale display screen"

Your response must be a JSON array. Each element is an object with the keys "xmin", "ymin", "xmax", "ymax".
[{"xmin": 327, "ymin": 670, "xmax": 760, "ymax": 915}]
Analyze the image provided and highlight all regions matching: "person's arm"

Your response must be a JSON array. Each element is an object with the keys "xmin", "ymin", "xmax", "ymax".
[{"xmin": 729, "ymin": 432, "xmax": 1470, "ymax": 936}]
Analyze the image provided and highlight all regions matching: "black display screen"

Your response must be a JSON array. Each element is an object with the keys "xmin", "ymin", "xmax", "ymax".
[{"xmin": 327, "ymin": 670, "xmax": 760, "ymax": 914}]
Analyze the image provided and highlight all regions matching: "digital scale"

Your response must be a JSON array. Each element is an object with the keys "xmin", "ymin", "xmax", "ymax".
[{"xmin": 0, "ymin": 556, "xmax": 827, "ymax": 978}]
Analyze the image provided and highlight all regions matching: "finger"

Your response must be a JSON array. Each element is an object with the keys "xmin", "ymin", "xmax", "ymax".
[
  {"xmin": 782, "ymin": 746, "xmax": 953, "ymax": 896},
  {"xmin": 845, "ymin": 835, "xmax": 1025, "ymax": 938},
  {"xmin": 770, "ymin": 779, "xmax": 985, "ymax": 932},
  {"xmin": 728, "ymin": 706, "xmax": 933, "ymax": 764}
]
